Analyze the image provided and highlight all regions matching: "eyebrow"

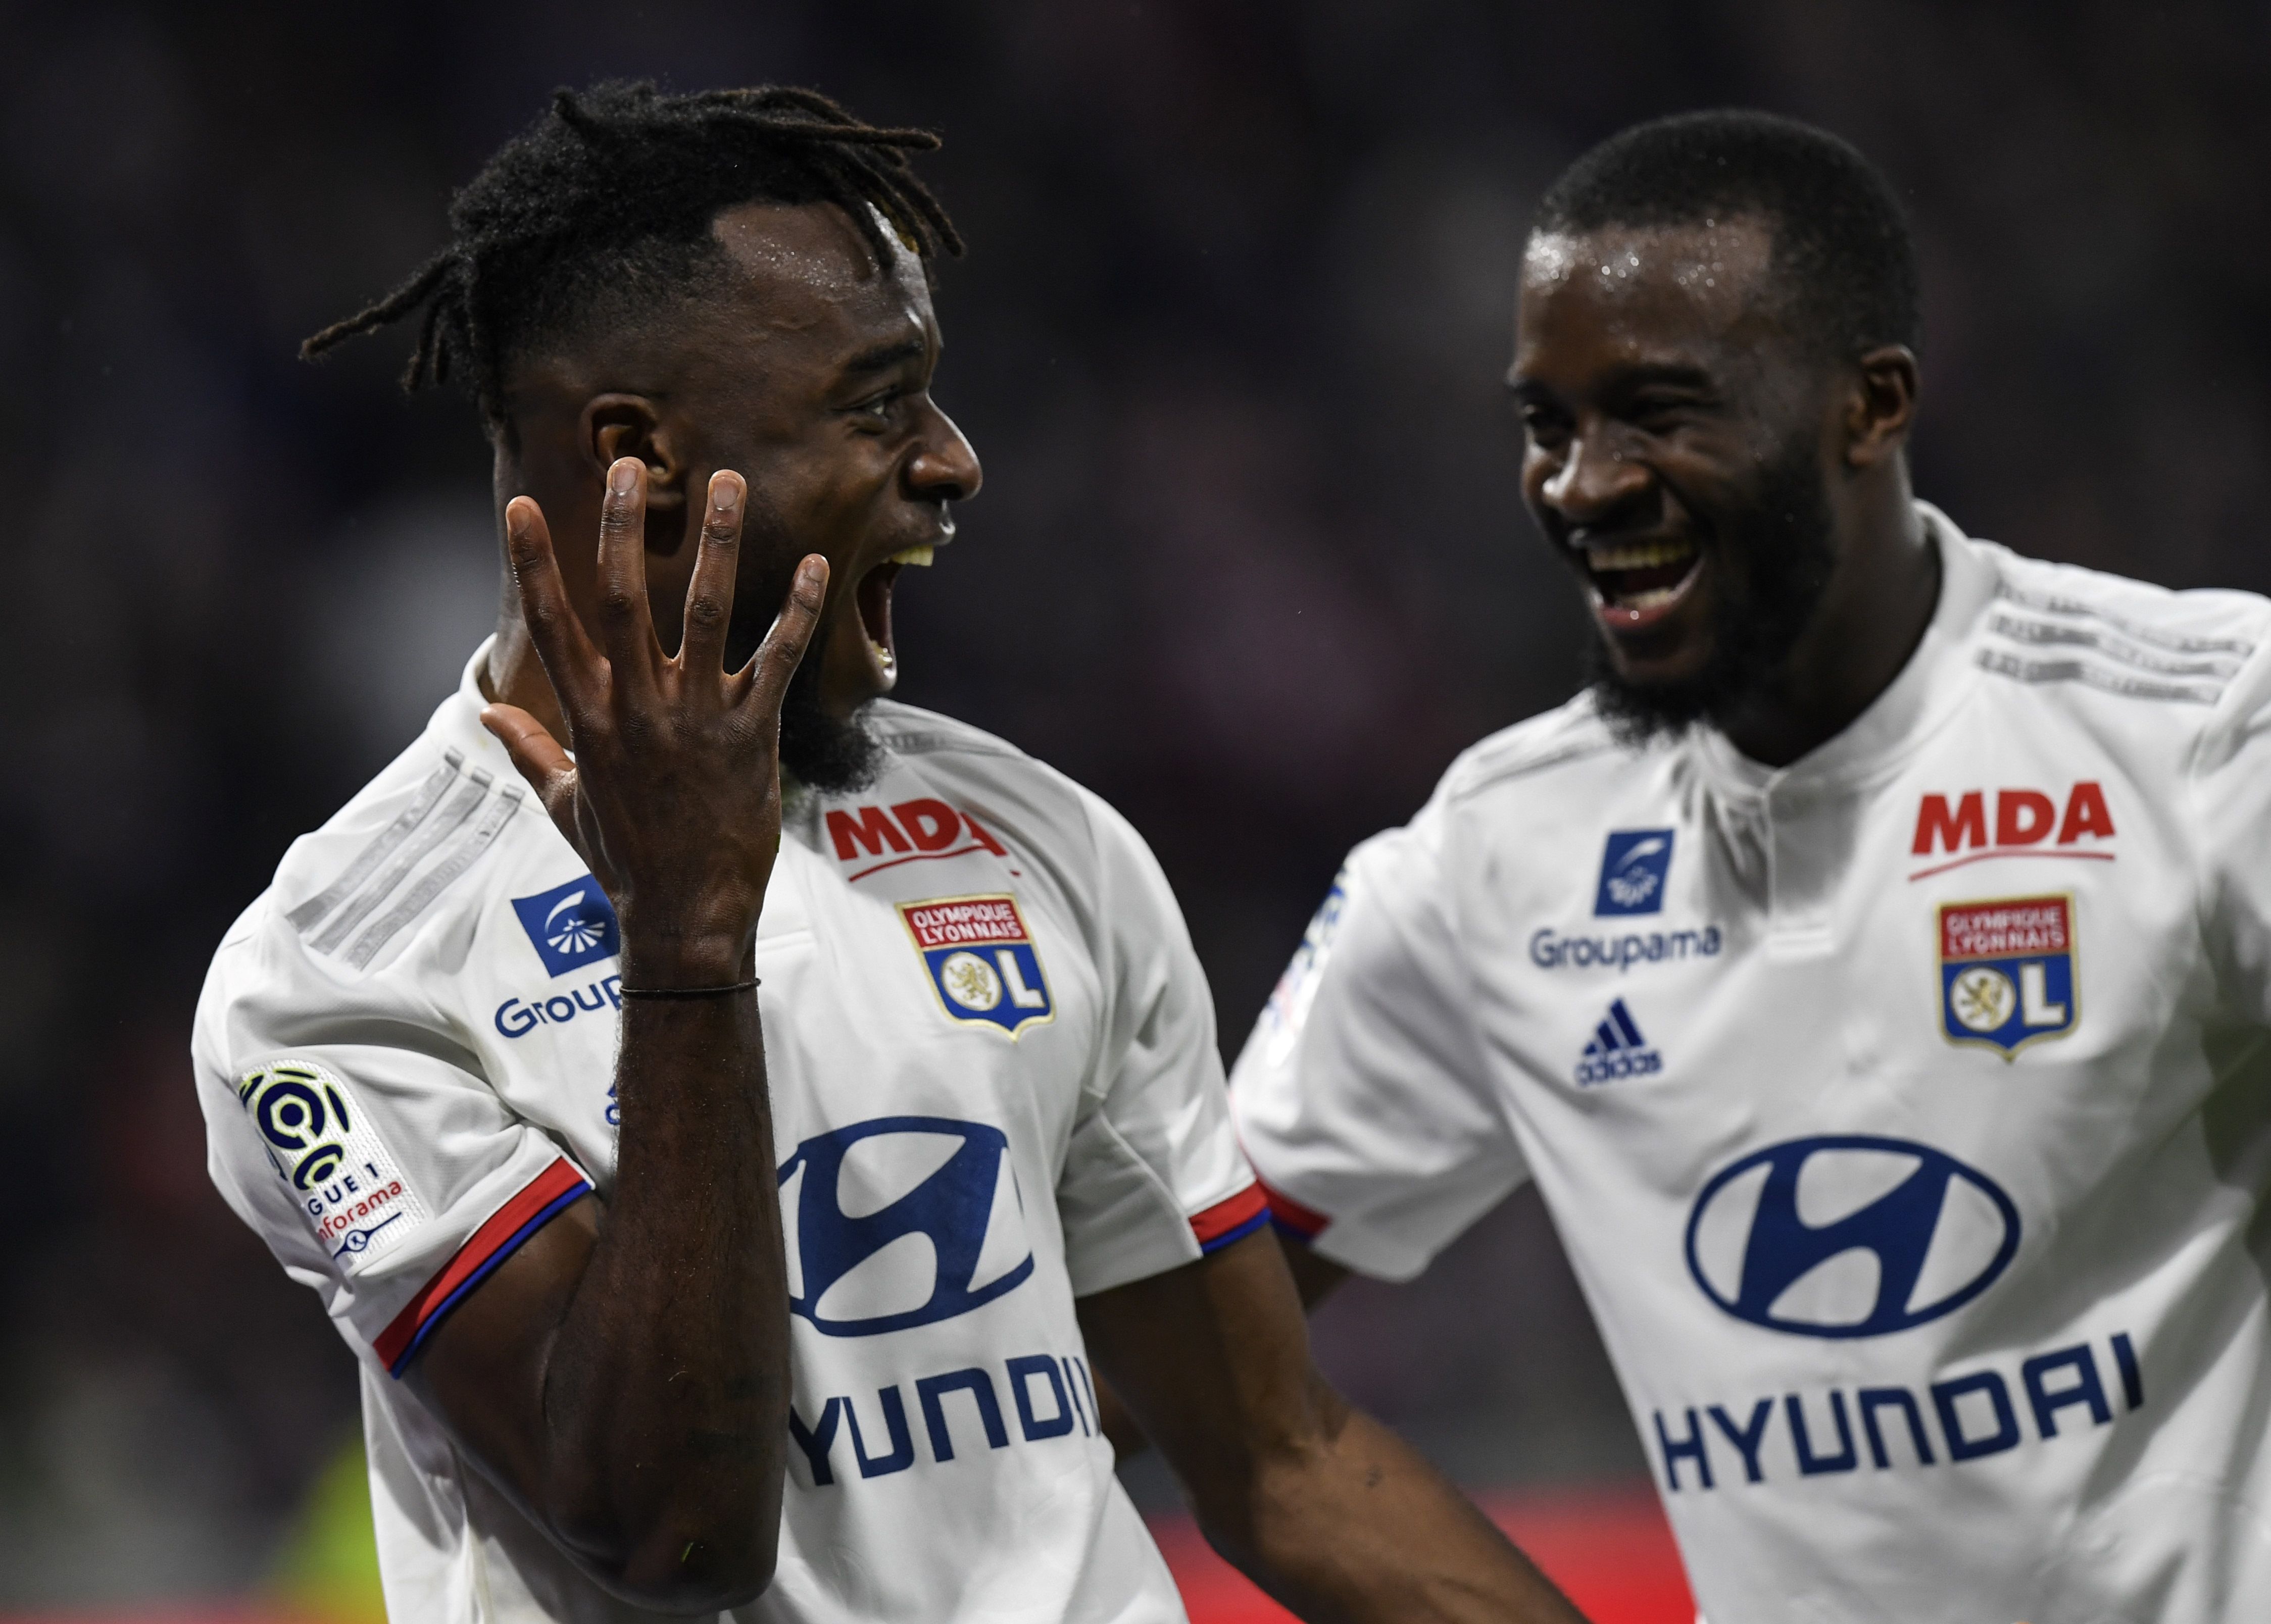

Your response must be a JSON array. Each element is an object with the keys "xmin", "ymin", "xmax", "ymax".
[
  {"xmin": 836, "ymin": 335, "xmax": 929, "ymax": 381},
  {"xmin": 1507, "ymin": 361, "xmax": 1716, "ymax": 397}
]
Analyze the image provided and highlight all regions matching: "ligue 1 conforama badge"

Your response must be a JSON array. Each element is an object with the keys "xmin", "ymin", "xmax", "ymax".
[
  {"xmin": 1938, "ymin": 895, "xmax": 2077, "ymax": 1056},
  {"xmin": 900, "ymin": 894, "xmax": 1055, "ymax": 1037},
  {"xmin": 236, "ymin": 1059, "xmax": 428, "ymax": 1274}
]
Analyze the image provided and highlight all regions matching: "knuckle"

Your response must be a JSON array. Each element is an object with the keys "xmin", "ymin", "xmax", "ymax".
[{"xmin": 596, "ymin": 587, "xmax": 640, "ymax": 622}]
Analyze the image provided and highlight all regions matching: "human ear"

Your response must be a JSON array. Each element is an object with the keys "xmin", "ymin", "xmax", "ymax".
[
  {"xmin": 580, "ymin": 394, "xmax": 690, "ymax": 517},
  {"xmin": 1844, "ymin": 345, "xmax": 1920, "ymax": 469}
]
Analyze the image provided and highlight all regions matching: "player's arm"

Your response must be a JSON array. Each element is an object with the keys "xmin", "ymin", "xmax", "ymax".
[
  {"xmin": 1078, "ymin": 1226, "xmax": 1587, "ymax": 1624},
  {"xmin": 1094, "ymin": 1234, "xmax": 1347, "ymax": 1458},
  {"xmin": 404, "ymin": 463, "xmax": 822, "ymax": 1612}
]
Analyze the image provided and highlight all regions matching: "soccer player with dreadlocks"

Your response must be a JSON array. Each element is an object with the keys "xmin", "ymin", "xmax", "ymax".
[{"xmin": 192, "ymin": 83, "xmax": 1583, "ymax": 1624}]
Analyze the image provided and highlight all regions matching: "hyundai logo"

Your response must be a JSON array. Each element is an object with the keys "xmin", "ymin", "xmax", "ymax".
[
  {"xmin": 777, "ymin": 1116, "xmax": 1034, "ymax": 1337},
  {"xmin": 1684, "ymin": 1135, "xmax": 2020, "ymax": 1339}
]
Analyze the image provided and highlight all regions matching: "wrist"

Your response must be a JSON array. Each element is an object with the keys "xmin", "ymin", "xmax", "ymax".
[{"xmin": 619, "ymin": 928, "xmax": 756, "ymax": 990}]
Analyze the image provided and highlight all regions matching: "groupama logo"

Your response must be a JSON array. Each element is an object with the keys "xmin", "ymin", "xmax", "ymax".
[
  {"xmin": 1595, "ymin": 830, "xmax": 1674, "ymax": 916},
  {"xmin": 1685, "ymin": 1136, "xmax": 2020, "ymax": 1339},
  {"xmin": 510, "ymin": 877, "xmax": 622, "ymax": 977}
]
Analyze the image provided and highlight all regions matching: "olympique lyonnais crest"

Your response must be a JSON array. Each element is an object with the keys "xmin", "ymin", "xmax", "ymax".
[
  {"xmin": 1938, "ymin": 894, "xmax": 2077, "ymax": 1056},
  {"xmin": 900, "ymin": 894, "xmax": 1055, "ymax": 1037}
]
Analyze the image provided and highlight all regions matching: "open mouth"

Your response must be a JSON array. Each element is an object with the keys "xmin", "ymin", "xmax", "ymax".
[
  {"xmin": 855, "ymin": 543, "xmax": 937, "ymax": 677},
  {"xmin": 1581, "ymin": 536, "xmax": 1703, "ymax": 626}
]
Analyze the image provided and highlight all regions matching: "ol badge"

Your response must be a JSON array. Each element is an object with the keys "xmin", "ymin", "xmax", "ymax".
[
  {"xmin": 1938, "ymin": 894, "xmax": 2077, "ymax": 1057},
  {"xmin": 900, "ymin": 894, "xmax": 1055, "ymax": 1037}
]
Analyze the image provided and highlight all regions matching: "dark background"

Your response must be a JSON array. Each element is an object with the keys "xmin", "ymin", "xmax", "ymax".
[{"xmin": 6, "ymin": 0, "xmax": 2269, "ymax": 1601}]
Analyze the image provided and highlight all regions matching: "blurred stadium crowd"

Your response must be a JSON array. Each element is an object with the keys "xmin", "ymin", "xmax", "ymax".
[{"xmin": 4, "ymin": 0, "xmax": 2268, "ymax": 1605}]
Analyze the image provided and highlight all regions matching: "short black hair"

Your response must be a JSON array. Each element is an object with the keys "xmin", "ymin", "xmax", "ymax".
[
  {"xmin": 1534, "ymin": 109, "xmax": 1920, "ymax": 360},
  {"xmin": 302, "ymin": 81, "xmax": 962, "ymax": 426}
]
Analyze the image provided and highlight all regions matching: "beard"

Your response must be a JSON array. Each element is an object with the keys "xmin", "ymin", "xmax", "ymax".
[
  {"xmin": 777, "ymin": 631, "xmax": 885, "ymax": 795},
  {"xmin": 1587, "ymin": 435, "xmax": 1838, "ymax": 747},
  {"xmin": 723, "ymin": 572, "xmax": 886, "ymax": 798}
]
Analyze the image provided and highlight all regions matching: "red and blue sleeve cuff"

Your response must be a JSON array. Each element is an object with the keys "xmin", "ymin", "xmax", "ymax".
[
  {"xmin": 376, "ymin": 1158, "xmax": 591, "ymax": 1377},
  {"xmin": 1189, "ymin": 1183, "xmax": 1269, "ymax": 1254},
  {"xmin": 1258, "ymin": 1178, "xmax": 1329, "ymax": 1244}
]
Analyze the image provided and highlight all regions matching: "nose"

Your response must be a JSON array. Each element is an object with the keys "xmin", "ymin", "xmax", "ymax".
[
  {"xmin": 1537, "ymin": 428, "xmax": 1649, "ymax": 528},
  {"xmin": 908, "ymin": 404, "xmax": 982, "ymax": 503}
]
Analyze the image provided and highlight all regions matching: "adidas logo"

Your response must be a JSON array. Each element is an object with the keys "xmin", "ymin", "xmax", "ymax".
[{"xmin": 1574, "ymin": 998, "xmax": 1663, "ymax": 1086}]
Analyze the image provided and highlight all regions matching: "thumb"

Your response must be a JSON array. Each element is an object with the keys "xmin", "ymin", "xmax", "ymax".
[{"xmin": 480, "ymin": 703, "xmax": 581, "ymax": 840}]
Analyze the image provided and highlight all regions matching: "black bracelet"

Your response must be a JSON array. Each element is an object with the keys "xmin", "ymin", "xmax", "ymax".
[{"xmin": 616, "ymin": 977, "xmax": 762, "ymax": 999}]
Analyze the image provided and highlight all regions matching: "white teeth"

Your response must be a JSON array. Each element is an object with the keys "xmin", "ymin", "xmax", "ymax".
[
  {"xmin": 888, "ymin": 545, "xmax": 935, "ymax": 568},
  {"xmin": 1623, "ymin": 585, "xmax": 1682, "ymax": 611},
  {"xmin": 868, "ymin": 637, "xmax": 896, "ymax": 671},
  {"xmin": 1585, "ymin": 539, "xmax": 1695, "ymax": 573}
]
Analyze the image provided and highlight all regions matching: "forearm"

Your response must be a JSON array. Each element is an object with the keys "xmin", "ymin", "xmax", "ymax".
[
  {"xmin": 539, "ymin": 973, "xmax": 788, "ymax": 1595},
  {"xmin": 1221, "ymin": 1403, "xmax": 1587, "ymax": 1624}
]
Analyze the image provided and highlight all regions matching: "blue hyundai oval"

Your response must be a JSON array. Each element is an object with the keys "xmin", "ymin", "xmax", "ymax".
[{"xmin": 1684, "ymin": 1134, "xmax": 2021, "ymax": 1339}]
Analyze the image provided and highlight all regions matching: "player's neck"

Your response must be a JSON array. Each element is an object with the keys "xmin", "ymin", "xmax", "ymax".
[{"xmin": 1714, "ymin": 493, "xmax": 1939, "ymax": 770}]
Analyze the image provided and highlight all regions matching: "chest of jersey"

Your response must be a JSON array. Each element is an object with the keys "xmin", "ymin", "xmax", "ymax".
[
  {"xmin": 1432, "ymin": 706, "xmax": 2271, "ymax": 1549},
  {"xmin": 465, "ymin": 825, "xmax": 1098, "ymax": 1182},
  {"xmin": 1458, "ymin": 703, "xmax": 2232, "ymax": 1360},
  {"xmin": 1470, "ymin": 710, "xmax": 2196, "ymax": 1140}
]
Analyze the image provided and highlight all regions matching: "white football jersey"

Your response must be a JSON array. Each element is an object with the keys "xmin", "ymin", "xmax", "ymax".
[
  {"xmin": 1231, "ymin": 504, "xmax": 2271, "ymax": 1623},
  {"xmin": 194, "ymin": 645, "xmax": 1262, "ymax": 1624}
]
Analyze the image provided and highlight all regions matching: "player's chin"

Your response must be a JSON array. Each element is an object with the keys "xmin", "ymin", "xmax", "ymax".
[{"xmin": 1595, "ymin": 618, "xmax": 1716, "ymax": 693}]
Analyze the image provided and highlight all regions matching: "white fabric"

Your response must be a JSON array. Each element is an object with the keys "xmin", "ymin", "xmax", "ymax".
[
  {"xmin": 196, "ymin": 648, "xmax": 1253, "ymax": 1623},
  {"xmin": 1232, "ymin": 504, "xmax": 2271, "ymax": 1623}
]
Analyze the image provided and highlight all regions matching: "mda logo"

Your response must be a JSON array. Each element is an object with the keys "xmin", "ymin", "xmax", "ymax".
[
  {"xmin": 512, "ymin": 877, "xmax": 621, "ymax": 977},
  {"xmin": 1595, "ymin": 830, "xmax": 1674, "ymax": 916},
  {"xmin": 1685, "ymin": 1135, "xmax": 2019, "ymax": 1338},
  {"xmin": 777, "ymin": 1116, "xmax": 1034, "ymax": 1337}
]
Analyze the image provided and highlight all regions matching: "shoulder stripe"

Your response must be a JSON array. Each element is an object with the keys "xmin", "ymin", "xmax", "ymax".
[
  {"xmin": 286, "ymin": 750, "xmax": 465, "ymax": 932},
  {"xmin": 376, "ymin": 1157, "xmax": 590, "ymax": 1377},
  {"xmin": 1992, "ymin": 579, "xmax": 2258, "ymax": 657},
  {"xmin": 870, "ymin": 726, "xmax": 1022, "ymax": 760},
  {"xmin": 311, "ymin": 769, "xmax": 495, "ymax": 953},
  {"xmin": 1190, "ymin": 1183, "xmax": 1268, "ymax": 1254},
  {"xmin": 342, "ymin": 785, "xmax": 526, "ymax": 969},
  {"xmin": 1985, "ymin": 612, "xmax": 2245, "ymax": 680},
  {"xmin": 1975, "ymin": 648, "xmax": 2228, "ymax": 705}
]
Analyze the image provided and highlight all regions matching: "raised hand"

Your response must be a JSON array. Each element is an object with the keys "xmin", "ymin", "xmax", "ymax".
[{"xmin": 480, "ymin": 456, "xmax": 827, "ymax": 987}]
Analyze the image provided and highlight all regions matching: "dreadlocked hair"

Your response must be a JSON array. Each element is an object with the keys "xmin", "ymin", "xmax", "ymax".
[{"xmin": 301, "ymin": 81, "xmax": 962, "ymax": 425}]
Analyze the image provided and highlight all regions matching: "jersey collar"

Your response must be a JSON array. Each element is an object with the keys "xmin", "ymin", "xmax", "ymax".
[
  {"xmin": 425, "ymin": 635, "xmax": 522, "ymax": 778},
  {"xmin": 1689, "ymin": 501, "xmax": 1997, "ymax": 799}
]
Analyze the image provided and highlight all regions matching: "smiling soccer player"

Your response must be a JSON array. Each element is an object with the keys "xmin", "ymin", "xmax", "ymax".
[
  {"xmin": 1232, "ymin": 111, "xmax": 2271, "ymax": 1622},
  {"xmin": 192, "ymin": 83, "xmax": 1583, "ymax": 1624}
]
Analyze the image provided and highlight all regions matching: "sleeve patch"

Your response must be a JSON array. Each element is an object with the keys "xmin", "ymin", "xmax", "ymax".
[
  {"xmin": 375, "ymin": 1158, "xmax": 590, "ymax": 1377},
  {"xmin": 1256, "ymin": 868, "xmax": 1351, "ymax": 1069},
  {"xmin": 1190, "ymin": 1183, "xmax": 1269, "ymax": 1253},
  {"xmin": 236, "ymin": 1060, "xmax": 431, "ymax": 1276},
  {"xmin": 1259, "ymin": 1178, "xmax": 1329, "ymax": 1243}
]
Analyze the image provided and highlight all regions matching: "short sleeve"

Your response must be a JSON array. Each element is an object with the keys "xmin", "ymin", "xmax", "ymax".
[
  {"xmin": 1228, "ymin": 791, "xmax": 1528, "ymax": 1283},
  {"xmin": 194, "ymin": 902, "xmax": 591, "ymax": 1377},
  {"xmin": 1054, "ymin": 794, "xmax": 1258, "ymax": 1297},
  {"xmin": 2196, "ymin": 638, "xmax": 2271, "ymax": 1028}
]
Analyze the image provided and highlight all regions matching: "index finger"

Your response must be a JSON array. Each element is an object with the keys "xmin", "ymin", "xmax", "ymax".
[{"xmin": 739, "ymin": 555, "xmax": 830, "ymax": 722}]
